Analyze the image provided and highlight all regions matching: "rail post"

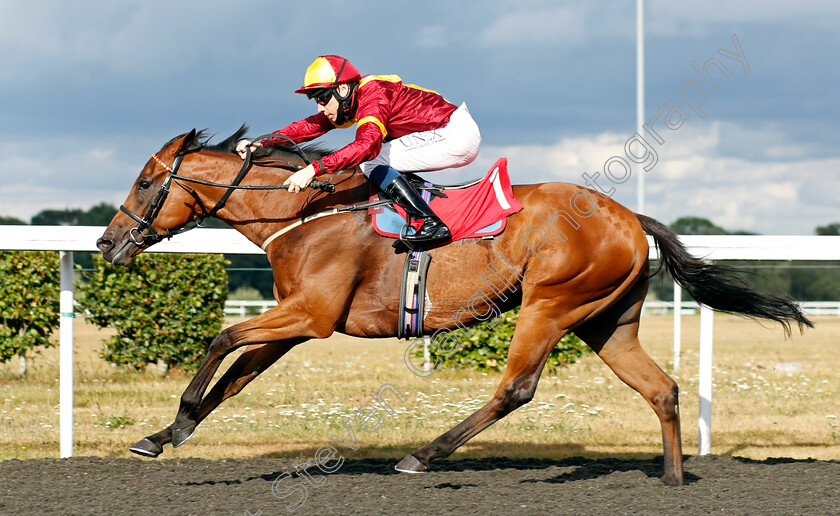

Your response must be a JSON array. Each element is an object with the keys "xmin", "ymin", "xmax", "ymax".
[
  {"xmin": 673, "ymin": 281, "xmax": 682, "ymax": 373},
  {"xmin": 698, "ymin": 304, "xmax": 714, "ymax": 455},
  {"xmin": 59, "ymin": 251, "xmax": 75, "ymax": 458}
]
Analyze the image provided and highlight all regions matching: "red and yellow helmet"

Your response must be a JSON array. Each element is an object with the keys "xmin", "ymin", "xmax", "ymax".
[{"xmin": 295, "ymin": 55, "xmax": 362, "ymax": 94}]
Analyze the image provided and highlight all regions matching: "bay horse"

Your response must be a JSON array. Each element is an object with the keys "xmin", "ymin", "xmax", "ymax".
[{"xmin": 96, "ymin": 127, "xmax": 811, "ymax": 486}]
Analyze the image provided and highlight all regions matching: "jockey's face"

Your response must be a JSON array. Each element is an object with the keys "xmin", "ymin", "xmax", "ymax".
[{"xmin": 316, "ymin": 83, "xmax": 350, "ymax": 123}]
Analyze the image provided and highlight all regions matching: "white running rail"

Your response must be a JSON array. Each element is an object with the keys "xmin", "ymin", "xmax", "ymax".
[{"xmin": 2, "ymin": 226, "xmax": 839, "ymax": 458}]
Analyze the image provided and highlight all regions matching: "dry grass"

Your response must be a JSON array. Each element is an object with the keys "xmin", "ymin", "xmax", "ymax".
[{"xmin": 1, "ymin": 314, "xmax": 838, "ymax": 462}]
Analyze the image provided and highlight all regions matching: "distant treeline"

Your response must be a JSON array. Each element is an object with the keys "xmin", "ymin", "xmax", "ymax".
[{"xmin": 2, "ymin": 208, "xmax": 839, "ymax": 301}]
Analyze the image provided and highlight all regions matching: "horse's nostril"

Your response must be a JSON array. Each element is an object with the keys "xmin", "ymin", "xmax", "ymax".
[{"xmin": 96, "ymin": 237, "xmax": 113, "ymax": 251}]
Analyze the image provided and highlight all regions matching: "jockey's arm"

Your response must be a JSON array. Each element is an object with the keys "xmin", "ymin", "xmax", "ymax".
[
  {"xmin": 266, "ymin": 114, "xmax": 334, "ymax": 147},
  {"xmin": 314, "ymin": 121, "xmax": 384, "ymax": 174},
  {"xmin": 237, "ymin": 114, "xmax": 335, "ymax": 159},
  {"xmin": 283, "ymin": 121, "xmax": 384, "ymax": 193}
]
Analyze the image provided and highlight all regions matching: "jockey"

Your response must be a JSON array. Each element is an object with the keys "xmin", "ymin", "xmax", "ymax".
[{"xmin": 236, "ymin": 55, "xmax": 481, "ymax": 247}]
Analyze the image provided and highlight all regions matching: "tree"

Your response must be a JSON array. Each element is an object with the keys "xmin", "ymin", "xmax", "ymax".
[
  {"xmin": 669, "ymin": 216, "xmax": 727, "ymax": 235},
  {"xmin": 79, "ymin": 203, "xmax": 118, "ymax": 226},
  {"xmin": 78, "ymin": 253, "xmax": 229, "ymax": 373},
  {"xmin": 418, "ymin": 307, "xmax": 589, "ymax": 373},
  {"xmin": 30, "ymin": 203, "xmax": 118, "ymax": 226},
  {"xmin": 0, "ymin": 215, "xmax": 26, "ymax": 225},
  {"xmin": 31, "ymin": 208, "xmax": 86, "ymax": 226},
  {"xmin": 226, "ymin": 254, "xmax": 275, "ymax": 299},
  {"xmin": 816, "ymin": 223, "xmax": 840, "ymax": 236},
  {"xmin": 0, "ymin": 251, "xmax": 59, "ymax": 377}
]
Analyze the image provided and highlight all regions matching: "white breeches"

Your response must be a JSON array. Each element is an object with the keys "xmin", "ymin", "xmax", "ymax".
[{"xmin": 359, "ymin": 102, "xmax": 481, "ymax": 176}]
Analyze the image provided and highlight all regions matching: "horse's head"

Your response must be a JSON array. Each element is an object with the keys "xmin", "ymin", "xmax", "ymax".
[
  {"xmin": 98, "ymin": 126, "xmax": 366, "ymax": 266},
  {"xmin": 97, "ymin": 130, "xmax": 205, "ymax": 266}
]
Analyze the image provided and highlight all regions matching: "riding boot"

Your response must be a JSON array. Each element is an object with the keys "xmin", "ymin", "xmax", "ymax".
[{"xmin": 383, "ymin": 174, "xmax": 451, "ymax": 247}]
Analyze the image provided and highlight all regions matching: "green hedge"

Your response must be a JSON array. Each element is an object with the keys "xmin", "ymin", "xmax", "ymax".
[
  {"xmin": 78, "ymin": 253, "xmax": 229, "ymax": 372},
  {"xmin": 419, "ymin": 307, "xmax": 589, "ymax": 372},
  {"xmin": 0, "ymin": 251, "xmax": 59, "ymax": 364}
]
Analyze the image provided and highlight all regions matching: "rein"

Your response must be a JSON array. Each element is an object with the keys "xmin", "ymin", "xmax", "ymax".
[
  {"xmin": 121, "ymin": 146, "xmax": 263, "ymax": 245},
  {"xmin": 260, "ymin": 198, "xmax": 393, "ymax": 251},
  {"xmin": 119, "ymin": 134, "xmax": 366, "ymax": 246}
]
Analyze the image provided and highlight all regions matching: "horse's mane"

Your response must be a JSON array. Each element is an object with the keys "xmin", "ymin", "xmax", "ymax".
[{"xmin": 192, "ymin": 124, "xmax": 334, "ymax": 164}]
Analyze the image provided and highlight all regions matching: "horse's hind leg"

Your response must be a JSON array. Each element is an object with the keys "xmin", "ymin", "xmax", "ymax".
[
  {"xmin": 574, "ymin": 281, "xmax": 683, "ymax": 486},
  {"xmin": 397, "ymin": 302, "xmax": 566, "ymax": 473}
]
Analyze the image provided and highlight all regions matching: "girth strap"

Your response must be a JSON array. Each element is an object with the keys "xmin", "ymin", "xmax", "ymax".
[{"xmin": 398, "ymin": 249, "xmax": 432, "ymax": 339}]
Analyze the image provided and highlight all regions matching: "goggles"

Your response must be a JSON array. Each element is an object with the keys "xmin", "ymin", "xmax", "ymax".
[{"xmin": 307, "ymin": 88, "xmax": 334, "ymax": 106}]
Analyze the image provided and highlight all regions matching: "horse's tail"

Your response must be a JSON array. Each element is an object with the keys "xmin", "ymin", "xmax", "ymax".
[{"xmin": 637, "ymin": 214, "xmax": 813, "ymax": 336}]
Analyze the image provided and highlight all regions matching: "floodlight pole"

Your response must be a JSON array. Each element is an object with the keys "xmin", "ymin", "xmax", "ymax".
[{"xmin": 636, "ymin": 0, "xmax": 645, "ymax": 214}]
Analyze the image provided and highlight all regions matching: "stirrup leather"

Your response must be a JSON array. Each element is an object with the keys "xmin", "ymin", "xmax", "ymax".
[{"xmin": 383, "ymin": 175, "xmax": 451, "ymax": 246}]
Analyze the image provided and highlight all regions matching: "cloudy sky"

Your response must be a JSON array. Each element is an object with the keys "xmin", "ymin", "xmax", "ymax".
[{"xmin": 1, "ymin": 1, "xmax": 837, "ymax": 234}]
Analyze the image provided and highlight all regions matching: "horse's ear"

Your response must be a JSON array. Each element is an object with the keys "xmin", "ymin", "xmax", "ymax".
[{"xmin": 176, "ymin": 129, "xmax": 199, "ymax": 155}]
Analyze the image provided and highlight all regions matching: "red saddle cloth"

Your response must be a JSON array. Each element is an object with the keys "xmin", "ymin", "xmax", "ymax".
[{"xmin": 369, "ymin": 158, "xmax": 524, "ymax": 242}]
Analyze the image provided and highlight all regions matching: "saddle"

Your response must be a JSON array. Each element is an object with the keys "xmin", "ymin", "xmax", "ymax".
[
  {"xmin": 369, "ymin": 157, "xmax": 523, "ymax": 243},
  {"xmin": 382, "ymin": 158, "xmax": 523, "ymax": 339}
]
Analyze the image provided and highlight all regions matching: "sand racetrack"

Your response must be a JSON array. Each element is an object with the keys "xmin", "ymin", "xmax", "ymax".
[{"xmin": 1, "ymin": 454, "xmax": 838, "ymax": 515}]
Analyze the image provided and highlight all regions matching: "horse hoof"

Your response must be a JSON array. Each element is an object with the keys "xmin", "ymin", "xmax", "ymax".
[
  {"xmin": 129, "ymin": 438, "xmax": 162, "ymax": 458},
  {"xmin": 171, "ymin": 426, "xmax": 196, "ymax": 448},
  {"xmin": 395, "ymin": 454, "xmax": 428, "ymax": 473},
  {"xmin": 661, "ymin": 473, "xmax": 683, "ymax": 486}
]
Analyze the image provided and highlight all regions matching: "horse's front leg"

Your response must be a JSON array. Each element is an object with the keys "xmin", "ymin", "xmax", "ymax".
[
  {"xmin": 130, "ymin": 339, "xmax": 302, "ymax": 457},
  {"xmin": 169, "ymin": 327, "xmax": 241, "ymax": 446},
  {"xmin": 130, "ymin": 298, "xmax": 332, "ymax": 457},
  {"xmin": 129, "ymin": 329, "xmax": 255, "ymax": 457},
  {"xmin": 193, "ymin": 338, "xmax": 305, "ymax": 423}
]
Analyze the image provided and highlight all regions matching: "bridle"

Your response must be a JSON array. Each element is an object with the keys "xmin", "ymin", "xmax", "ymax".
[
  {"xmin": 120, "ymin": 153, "xmax": 191, "ymax": 245},
  {"xmin": 119, "ymin": 135, "xmax": 336, "ymax": 246},
  {"xmin": 119, "ymin": 132, "xmax": 404, "ymax": 247}
]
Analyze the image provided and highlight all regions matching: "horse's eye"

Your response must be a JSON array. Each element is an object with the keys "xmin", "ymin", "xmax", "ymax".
[{"xmin": 138, "ymin": 179, "xmax": 152, "ymax": 190}]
